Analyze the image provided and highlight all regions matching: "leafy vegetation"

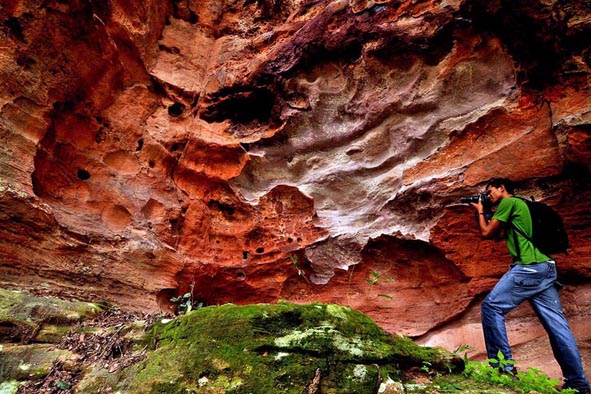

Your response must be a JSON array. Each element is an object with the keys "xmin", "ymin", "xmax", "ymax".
[
  {"xmin": 366, "ymin": 270, "xmax": 394, "ymax": 286},
  {"xmin": 290, "ymin": 255, "xmax": 310, "ymax": 283},
  {"xmin": 169, "ymin": 282, "xmax": 203, "ymax": 315},
  {"xmin": 365, "ymin": 270, "xmax": 394, "ymax": 301},
  {"xmin": 459, "ymin": 349, "xmax": 576, "ymax": 394},
  {"xmin": 463, "ymin": 360, "xmax": 575, "ymax": 393}
]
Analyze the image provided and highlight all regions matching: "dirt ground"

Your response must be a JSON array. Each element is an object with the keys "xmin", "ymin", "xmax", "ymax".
[{"xmin": 16, "ymin": 308, "xmax": 163, "ymax": 394}]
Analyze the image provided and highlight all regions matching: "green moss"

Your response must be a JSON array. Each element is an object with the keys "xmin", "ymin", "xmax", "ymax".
[
  {"xmin": 424, "ymin": 373, "xmax": 522, "ymax": 393},
  {"xmin": 0, "ymin": 344, "xmax": 74, "ymax": 381},
  {"xmin": 0, "ymin": 288, "xmax": 102, "ymax": 327},
  {"xmin": 126, "ymin": 302, "xmax": 461, "ymax": 394},
  {"xmin": 0, "ymin": 289, "xmax": 103, "ymax": 346},
  {"xmin": 0, "ymin": 380, "xmax": 20, "ymax": 394},
  {"xmin": 34, "ymin": 324, "xmax": 72, "ymax": 343},
  {"xmin": 76, "ymin": 363, "xmax": 142, "ymax": 393}
]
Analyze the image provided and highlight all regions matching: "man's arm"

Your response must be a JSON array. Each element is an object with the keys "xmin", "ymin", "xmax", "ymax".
[
  {"xmin": 477, "ymin": 214, "xmax": 502, "ymax": 239},
  {"xmin": 471, "ymin": 199, "xmax": 503, "ymax": 239}
]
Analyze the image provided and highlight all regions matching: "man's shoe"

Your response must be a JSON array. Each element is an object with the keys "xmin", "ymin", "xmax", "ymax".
[
  {"xmin": 498, "ymin": 367, "xmax": 519, "ymax": 380},
  {"xmin": 559, "ymin": 385, "xmax": 591, "ymax": 393}
]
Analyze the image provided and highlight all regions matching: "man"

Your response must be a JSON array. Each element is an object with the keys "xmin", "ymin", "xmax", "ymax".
[{"xmin": 471, "ymin": 177, "xmax": 590, "ymax": 393}]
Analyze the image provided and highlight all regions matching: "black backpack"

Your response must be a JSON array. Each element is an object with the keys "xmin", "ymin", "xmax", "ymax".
[{"xmin": 511, "ymin": 197, "xmax": 570, "ymax": 257}]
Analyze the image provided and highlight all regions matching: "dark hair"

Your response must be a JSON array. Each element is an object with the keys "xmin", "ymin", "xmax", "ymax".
[{"xmin": 486, "ymin": 178, "xmax": 515, "ymax": 194}]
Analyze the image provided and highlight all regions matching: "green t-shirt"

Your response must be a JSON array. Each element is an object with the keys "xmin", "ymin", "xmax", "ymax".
[{"xmin": 492, "ymin": 197, "xmax": 551, "ymax": 264}]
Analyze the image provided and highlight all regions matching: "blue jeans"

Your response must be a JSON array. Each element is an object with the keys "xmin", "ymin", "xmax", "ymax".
[{"xmin": 481, "ymin": 261, "xmax": 590, "ymax": 391}]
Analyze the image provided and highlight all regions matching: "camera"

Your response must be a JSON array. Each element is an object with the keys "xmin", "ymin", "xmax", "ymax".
[
  {"xmin": 460, "ymin": 192, "xmax": 493, "ymax": 218},
  {"xmin": 460, "ymin": 193, "xmax": 489, "ymax": 204}
]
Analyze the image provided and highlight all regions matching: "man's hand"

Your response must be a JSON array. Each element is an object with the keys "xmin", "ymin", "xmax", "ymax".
[
  {"xmin": 470, "ymin": 196, "xmax": 501, "ymax": 239},
  {"xmin": 470, "ymin": 199, "xmax": 484, "ymax": 215}
]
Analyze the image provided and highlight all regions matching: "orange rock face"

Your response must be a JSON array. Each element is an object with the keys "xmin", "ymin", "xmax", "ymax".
[{"xmin": 1, "ymin": 0, "xmax": 590, "ymax": 379}]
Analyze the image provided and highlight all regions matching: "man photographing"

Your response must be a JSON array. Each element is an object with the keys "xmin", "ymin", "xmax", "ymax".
[{"xmin": 470, "ymin": 177, "xmax": 590, "ymax": 393}]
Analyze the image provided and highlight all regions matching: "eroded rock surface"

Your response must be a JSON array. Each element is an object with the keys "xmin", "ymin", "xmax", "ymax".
[{"xmin": 1, "ymin": 0, "xmax": 590, "ymax": 379}]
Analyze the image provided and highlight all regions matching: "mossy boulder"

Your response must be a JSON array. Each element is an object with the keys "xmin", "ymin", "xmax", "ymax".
[
  {"xmin": 0, "ymin": 289, "xmax": 101, "ymax": 388},
  {"xmin": 0, "ymin": 343, "xmax": 75, "ymax": 381},
  {"xmin": 0, "ymin": 288, "xmax": 102, "ymax": 343},
  {"xmin": 111, "ymin": 302, "xmax": 462, "ymax": 394}
]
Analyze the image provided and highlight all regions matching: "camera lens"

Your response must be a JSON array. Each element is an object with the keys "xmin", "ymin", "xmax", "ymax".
[{"xmin": 460, "ymin": 195, "xmax": 479, "ymax": 203}]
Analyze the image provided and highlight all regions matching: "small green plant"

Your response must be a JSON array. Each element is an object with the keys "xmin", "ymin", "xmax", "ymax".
[
  {"xmin": 488, "ymin": 349, "xmax": 516, "ymax": 371},
  {"xmin": 452, "ymin": 344, "xmax": 476, "ymax": 371},
  {"xmin": 462, "ymin": 350, "xmax": 576, "ymax": 393},
  {"xmin": 454, "ymin": 344, "xmax": 476, "ymax": 356},
  {"xmin": 366, "ymin": 270, "xmax": 394, "ymax": 285},
  {"xmin": 420, "ymin": 361, "xmax": 432, "ymax": 374},
  {"xmin": 366, "ymin": 270, "xmax": 381, "ymax": 285},
  {"xmin": 56, "ymin": 380, "xmax": 70, "ymax": 390},
  {"xmin": 97, "ymin": 301, "xmax": 120, "ymax": 312},
  {"xmin": 170, "ymin": 282, "xmax": 203, "ymax": 315},
  {"xmin": 439, "ymin": 381, "xmax": 462, "ymax": 391},
  {"xmin": 365, "ymin": 270, "xmax": 394, "ymax": 300},
  {"xmin": 290, "ymin": 255, "xmax": 310, "ymax": 283}
]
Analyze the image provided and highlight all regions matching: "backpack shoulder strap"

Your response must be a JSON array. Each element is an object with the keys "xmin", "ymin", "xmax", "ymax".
[
  {"xmin": 511, "ymin": 222, "xmax": 533, "ymax": 243},
  {"xmin": 508, "ymin": 197, "xmax": 535, "ymax": 261}
]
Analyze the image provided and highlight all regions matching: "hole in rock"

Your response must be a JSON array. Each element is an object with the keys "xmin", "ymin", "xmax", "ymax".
[
  {"xmin": 111, "ymin": 345, "xmax": 123, "ymax": 358},
  {"xmin": 242, "ymin": 251, "xmax": 249, "ymax": 259},
  {"xmin": 208, "ymin": 200, "xmax": 235, "ymax": 216},
  {"xmin": 168, "ymin": 102, "xmax": 185, "ymax": 117},
  {"xmin": 188, "ymin": 11, "xmax": 198, "ymax": 24},
  {"xmin": 158, "ymin": 45, "xmax": 180, "ymax": 55},
  {"xmin": 287, "ymin": 237, "xmax": 293, "ymax": 243},
  {"xmin": 148, "ymin": 160, "xmax": 155, "ymax": 168},
  {"xmin": 77, "ymin": 169, "xmax": 90, "ymax": 180},
  {"xmin": 169, "ymin": 218, "xmax": 182, "ymax": 233},
  {"xmin": 95, "ymin": 128, "xmax": 107, "ymax": 143},
  {"xmin": 171, "ymin": 143, "xmax": 183, "ymax": 152},
  {"xmin": 53, "ymin": 100, "xmax": 75, "ymax": 112},
  {"xmin": 256, "ymin": 247, "xmax": 265, "ymax": 254},
  {"xmin": 136, "ymin": 139, "xmax": 144, "ymax": 151},
  {"xmin": 563, "ymin": 161, "xmax": 590, "ymax": 177},
  {"xmin": 346, "ymin": 147, "xmax": 363, "ymax": 156},
  {"xmin": 460, "ymin": 1, "xmax": 559, "ymax": 89},
  {"xmin": 305, "ymin": 39, "xmax": 363, "ymax": 69},
  {"xmin": 201, "ymin": 88, "xmax": 275, "ymax": 124},
  {"xmin": 240, "ymin": 142, "xmax": 251, "ymax": 152},
  {"xmin": 16, "ymin": 54, "xmax": 35, "ymax": 69},
  {"xmin": 338, "ymin": 40, "xmax": 363, "ymax": 63},
  {"xmin": 156, "ymin": 288, "xmax": 177, "ymax": 313},
  {"xmin": 5, "ymin": 17, "xmax": 25, "ymax": 42},
  {"xmin": 236, "ymin": 270, "xmax": 246, "ymax": 280}
]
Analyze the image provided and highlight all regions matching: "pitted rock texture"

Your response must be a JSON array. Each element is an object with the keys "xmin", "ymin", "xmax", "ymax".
[{"xmin": 1, "ymin": 0, "xmax": 590, "ymax": 379}]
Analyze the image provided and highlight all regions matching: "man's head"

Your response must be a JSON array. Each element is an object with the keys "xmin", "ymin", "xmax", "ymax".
[{"xmin": 485, "ymin": 178, "xmax": 514, "ymax": 204}]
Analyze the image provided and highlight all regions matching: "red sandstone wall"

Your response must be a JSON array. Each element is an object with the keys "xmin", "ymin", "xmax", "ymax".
[{"xmin": 1, "ymin": 0, "xmax": 590, "ymax": 378}]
